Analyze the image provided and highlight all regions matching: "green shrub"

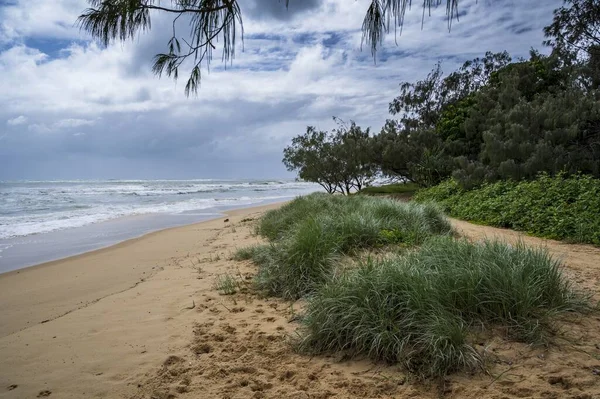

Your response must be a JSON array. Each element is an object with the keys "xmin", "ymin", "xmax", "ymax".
[
  {"xmin": 415, "ymin": 174, "xmax": 600, "ymax": 245},
  {"xmin": 247, "ymin": 193, "xmax": 453, "ymax": 299},
  {"xmin": 359, "ymin": 182, "xmax": 420, "ymax": 196},
  {"xmin": 254, "ymin": 219, "xmax": 342, "ymax": 299},
  {"xmin": 298, "ymin": 237, "xmax": 588, "ymax": 377}
]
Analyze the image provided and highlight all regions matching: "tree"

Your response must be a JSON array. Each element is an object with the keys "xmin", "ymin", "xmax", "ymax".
[
  {"xmin": 330, "ymin": 119, "xmax": 378, "ymax": 192},
  {"xmin": 544, "ymin": 0, "xmax": 600, "ymax": 59},
  {"xmin": 78, "ymin": 0, "xmax": 461, "ymax": 95},
  {"xmin": 388, "ymin": 52, "xmax": 511, "ymax": 130},
  {"xmin": 544, "ymin": 0, "xmax": 600, "ymax": 89},
  {"xmin": 372, "ymin": 44, "xmax": 600, "ymax": 189},
  {"xmin": 283, "ymin": 121, "xmax": 376, "ymax": 195},
  {"xmin": 371, "ymin": 120, "xmax": 453, "ymax": 187},
  {"xmin": 452, "ymin": 52, "xmax": 600, "ymax": 188},
  {"xmin": 369, "ymin": 0, "xmax": 600, "ymax": 190},
  {"xmin": 370, "ymin": 52, "xmax": 511, "ymax": 186},
  {"xmin": 282, "ymin": 127, "xmax": 340, "ymax": 194}
]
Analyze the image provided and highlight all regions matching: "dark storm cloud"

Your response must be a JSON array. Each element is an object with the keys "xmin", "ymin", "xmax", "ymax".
[
  {"xmin": 0, "ymin": 96, "xmax": 321, "ymax": 179},
  {"xmin": 244, "ymin": 0, "xmax": 322, "ymax": 21}
]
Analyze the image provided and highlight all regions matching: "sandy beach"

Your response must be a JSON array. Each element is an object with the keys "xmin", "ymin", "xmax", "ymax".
[
  {"xmin": 0, "ymin": 203, "xmax": 282, "ymax": 398},
  {"xmin": 2, "ymin": 202, "xmax": 600, "ymax": 399}
]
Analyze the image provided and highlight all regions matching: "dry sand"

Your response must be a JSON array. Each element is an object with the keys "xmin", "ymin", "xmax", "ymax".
[{"xmin": 1, "ymin": 204, "xmax": 600, "ymax": 399}]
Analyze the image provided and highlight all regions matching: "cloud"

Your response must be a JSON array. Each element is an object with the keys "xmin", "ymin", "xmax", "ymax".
[
  {"xmin": 0, "ymin": 0, "xmax": 564, "ymax": 179},
  {"xmin": 0, "ymin": 0, "xmax": 85, "ymax": 44},
  {"xmin": 6, "ymin": 115, "xmax": 27, "ymax": 126},
  {"xmin": 245, "ymin": 0, "xmax": 322, "ymax": 20},
  {"xmin": 54, "ymin": 118, "xmax": 96, "ymax": 129}
]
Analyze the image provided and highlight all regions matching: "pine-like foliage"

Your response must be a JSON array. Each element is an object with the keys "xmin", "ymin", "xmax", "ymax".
[{"xmin": 78, "ymin": 0, "xmax": 461, "ymax": 95}]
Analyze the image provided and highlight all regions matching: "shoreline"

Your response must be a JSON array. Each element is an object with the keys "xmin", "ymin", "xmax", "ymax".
[
  {"xmin": 0, "ymin": 198, "xmax": 292, "ymax": 275},
  {"xmin": 0, "ymin": 213, "xmax": 220, "ymax": 276},
  {"xmin": 0, "ymin": 201, "xmax": 285, "ymax": 337}
]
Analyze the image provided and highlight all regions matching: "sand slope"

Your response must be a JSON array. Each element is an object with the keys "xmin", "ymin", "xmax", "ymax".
[{"xmin": 2, "ymin": 205, "xmax": 600, "ymax": 399}]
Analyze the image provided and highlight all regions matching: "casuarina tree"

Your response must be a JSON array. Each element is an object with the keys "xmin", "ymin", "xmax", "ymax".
[{"xmin": 78, "ymin": 0, "xmax": 461, "ymax": 95}]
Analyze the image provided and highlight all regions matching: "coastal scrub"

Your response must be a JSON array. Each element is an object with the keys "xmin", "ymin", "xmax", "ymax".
[
  {"xmin": 298, "ymin": 237, "xmax": 589, "ymax": 377},
  {"xmin": 238, "ymin": 193, "xmax": 453, "ymax": 299}
]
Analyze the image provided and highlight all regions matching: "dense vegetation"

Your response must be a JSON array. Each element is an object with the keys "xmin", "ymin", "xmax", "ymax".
[
  {"xmin": 415, "ymin": 174, "xmax": 600, "ymax": 245},
  {"xmin": 236, "ymin": 193, "xmax": 452, "ymax": 299},
  {"xmin": 284, "ymin": 0, "xmax": 600, "ymax": 193},
  {"xmin": 235, "ymin": 194, "xmax": 589, "ymax": 377},
  {"xmin": 281, "ymin": 1, "xmax": 600, "ymax": 247}
]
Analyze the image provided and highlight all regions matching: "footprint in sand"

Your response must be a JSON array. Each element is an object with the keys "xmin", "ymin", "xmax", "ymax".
[
  {"xmin": 7, "ymin": 385, "xmax": 18, "ymax": 391},
  {"xmin": 37, "ymin": 390, "xmax": 52, "ymax": 397}
]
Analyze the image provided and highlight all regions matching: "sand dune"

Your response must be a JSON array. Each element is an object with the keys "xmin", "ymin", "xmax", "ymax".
[{"xmin": 2, "ymin": 203, "xmax": 600, "ymax": 399}]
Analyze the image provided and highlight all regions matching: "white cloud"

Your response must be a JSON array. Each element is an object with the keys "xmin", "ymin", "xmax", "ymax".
[
  {"xmin": 7, "ymin": 115, "xmax": 27, "ymax": 126},
  {"xmin": 0, "ymin": 0, "xmax": 85, "ymax": 43},
  {"xmin": 27, "ymin": 123, "xmax": 53, "ymax": 134},
  {"xmin": 54, "ymin": 118, "xmax": 96, "ymax": 129}
]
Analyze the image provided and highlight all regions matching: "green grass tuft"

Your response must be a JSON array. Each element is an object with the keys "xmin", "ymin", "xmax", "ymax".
[
  {"xmin": 233, "ymin": 193, "xmax": 590, "ymax": 378},
  {"xmin": 232, "ymin": 246, "xmax": 260, "ymax": 261},
  {"xmin": 214, "ymin": 274, "xmax": 241, "ymax": 295},
  {"xmin": 248, "ymin": 193, "xmax": 452, "ymax": 299},
  {"xmin": 297, "ymin": 237, "xmax": 589, "ymax": 377}
]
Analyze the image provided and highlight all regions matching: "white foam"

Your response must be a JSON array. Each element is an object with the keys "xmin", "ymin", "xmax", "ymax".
[
  {"xmin": 0, "ymin": 180, "xmax": 321, "ymax": 239},
  {"xmin": 0, "ymin": 195, "xmax": 296, "ymax": 239}
]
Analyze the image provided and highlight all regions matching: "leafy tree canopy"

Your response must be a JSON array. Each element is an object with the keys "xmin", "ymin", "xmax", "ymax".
[
  {"xmin": 283, "ymin": 120, "xmax": 376, "ymax": 194},
  {"xmin": 371, "ymin": 120, "xmax": 452, "ymax": 187},
  {"xmin": 543, "ymin": 0, "xmax": 600, "ymax": 59},
  {"xmin": 389, "ymin": 51, "xmax": 511, "ymax": 131},
  {"xmin": 373, "ymin": 0, "xmax": 600, "ymax": 189}
]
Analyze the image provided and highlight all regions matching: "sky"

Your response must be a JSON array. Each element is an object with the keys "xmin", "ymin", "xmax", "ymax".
[{"xmin": 0, "ymin": 0, "xmax": 562, "ymax": 180}]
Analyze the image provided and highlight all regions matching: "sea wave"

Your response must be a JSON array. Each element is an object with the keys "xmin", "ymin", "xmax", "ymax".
[
  {"xmin": 0, "ymin": 179, "xmax": 320, "ymax": 239},
  {"xmin": 0, "ymin": 195, "xmax": 296, "ymax": 239},
  {"xmin": 3, "ymin": 181, "xmax": 313, "ymax": 197}
]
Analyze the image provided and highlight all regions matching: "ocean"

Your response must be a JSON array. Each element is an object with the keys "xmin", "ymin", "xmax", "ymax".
[{"xmin": 0, "ymin": 179, "xmax": 320, "ymax": 273}]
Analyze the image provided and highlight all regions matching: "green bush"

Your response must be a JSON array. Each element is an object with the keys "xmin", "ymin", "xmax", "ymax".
[
  {"xmin": 415, "ymin": 174, "xmax": 600, "ymax": 245},
  {"xmin": 298, "ymin": 237, "xmax": 588, "ymax": 377},
  {"xmin": 359, "ymin": 182, "xmax": 420, "ymax": 196},
  {"xmin": 246, "ymin": 193, "xmax": 453, "ymax": 299}
]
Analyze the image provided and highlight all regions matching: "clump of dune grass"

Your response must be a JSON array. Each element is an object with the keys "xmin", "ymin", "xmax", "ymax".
[
  {"xmin": 214, "ymin": 274, "xmax": 241, "ymax": 295},
  {"xmin": 255, "ymin": 194, "xmax": 348, "ymax": 241},
  {"xmin": 245, "ymin": 194, "xmax": 453, "ymax": 300},
  {"xmin": 297, "ymin": 237, "xmax": 589, "ymax": 377},
  {"xmin": 232, "ymin": 246, "xmax": 260, "ymax": 261}
]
